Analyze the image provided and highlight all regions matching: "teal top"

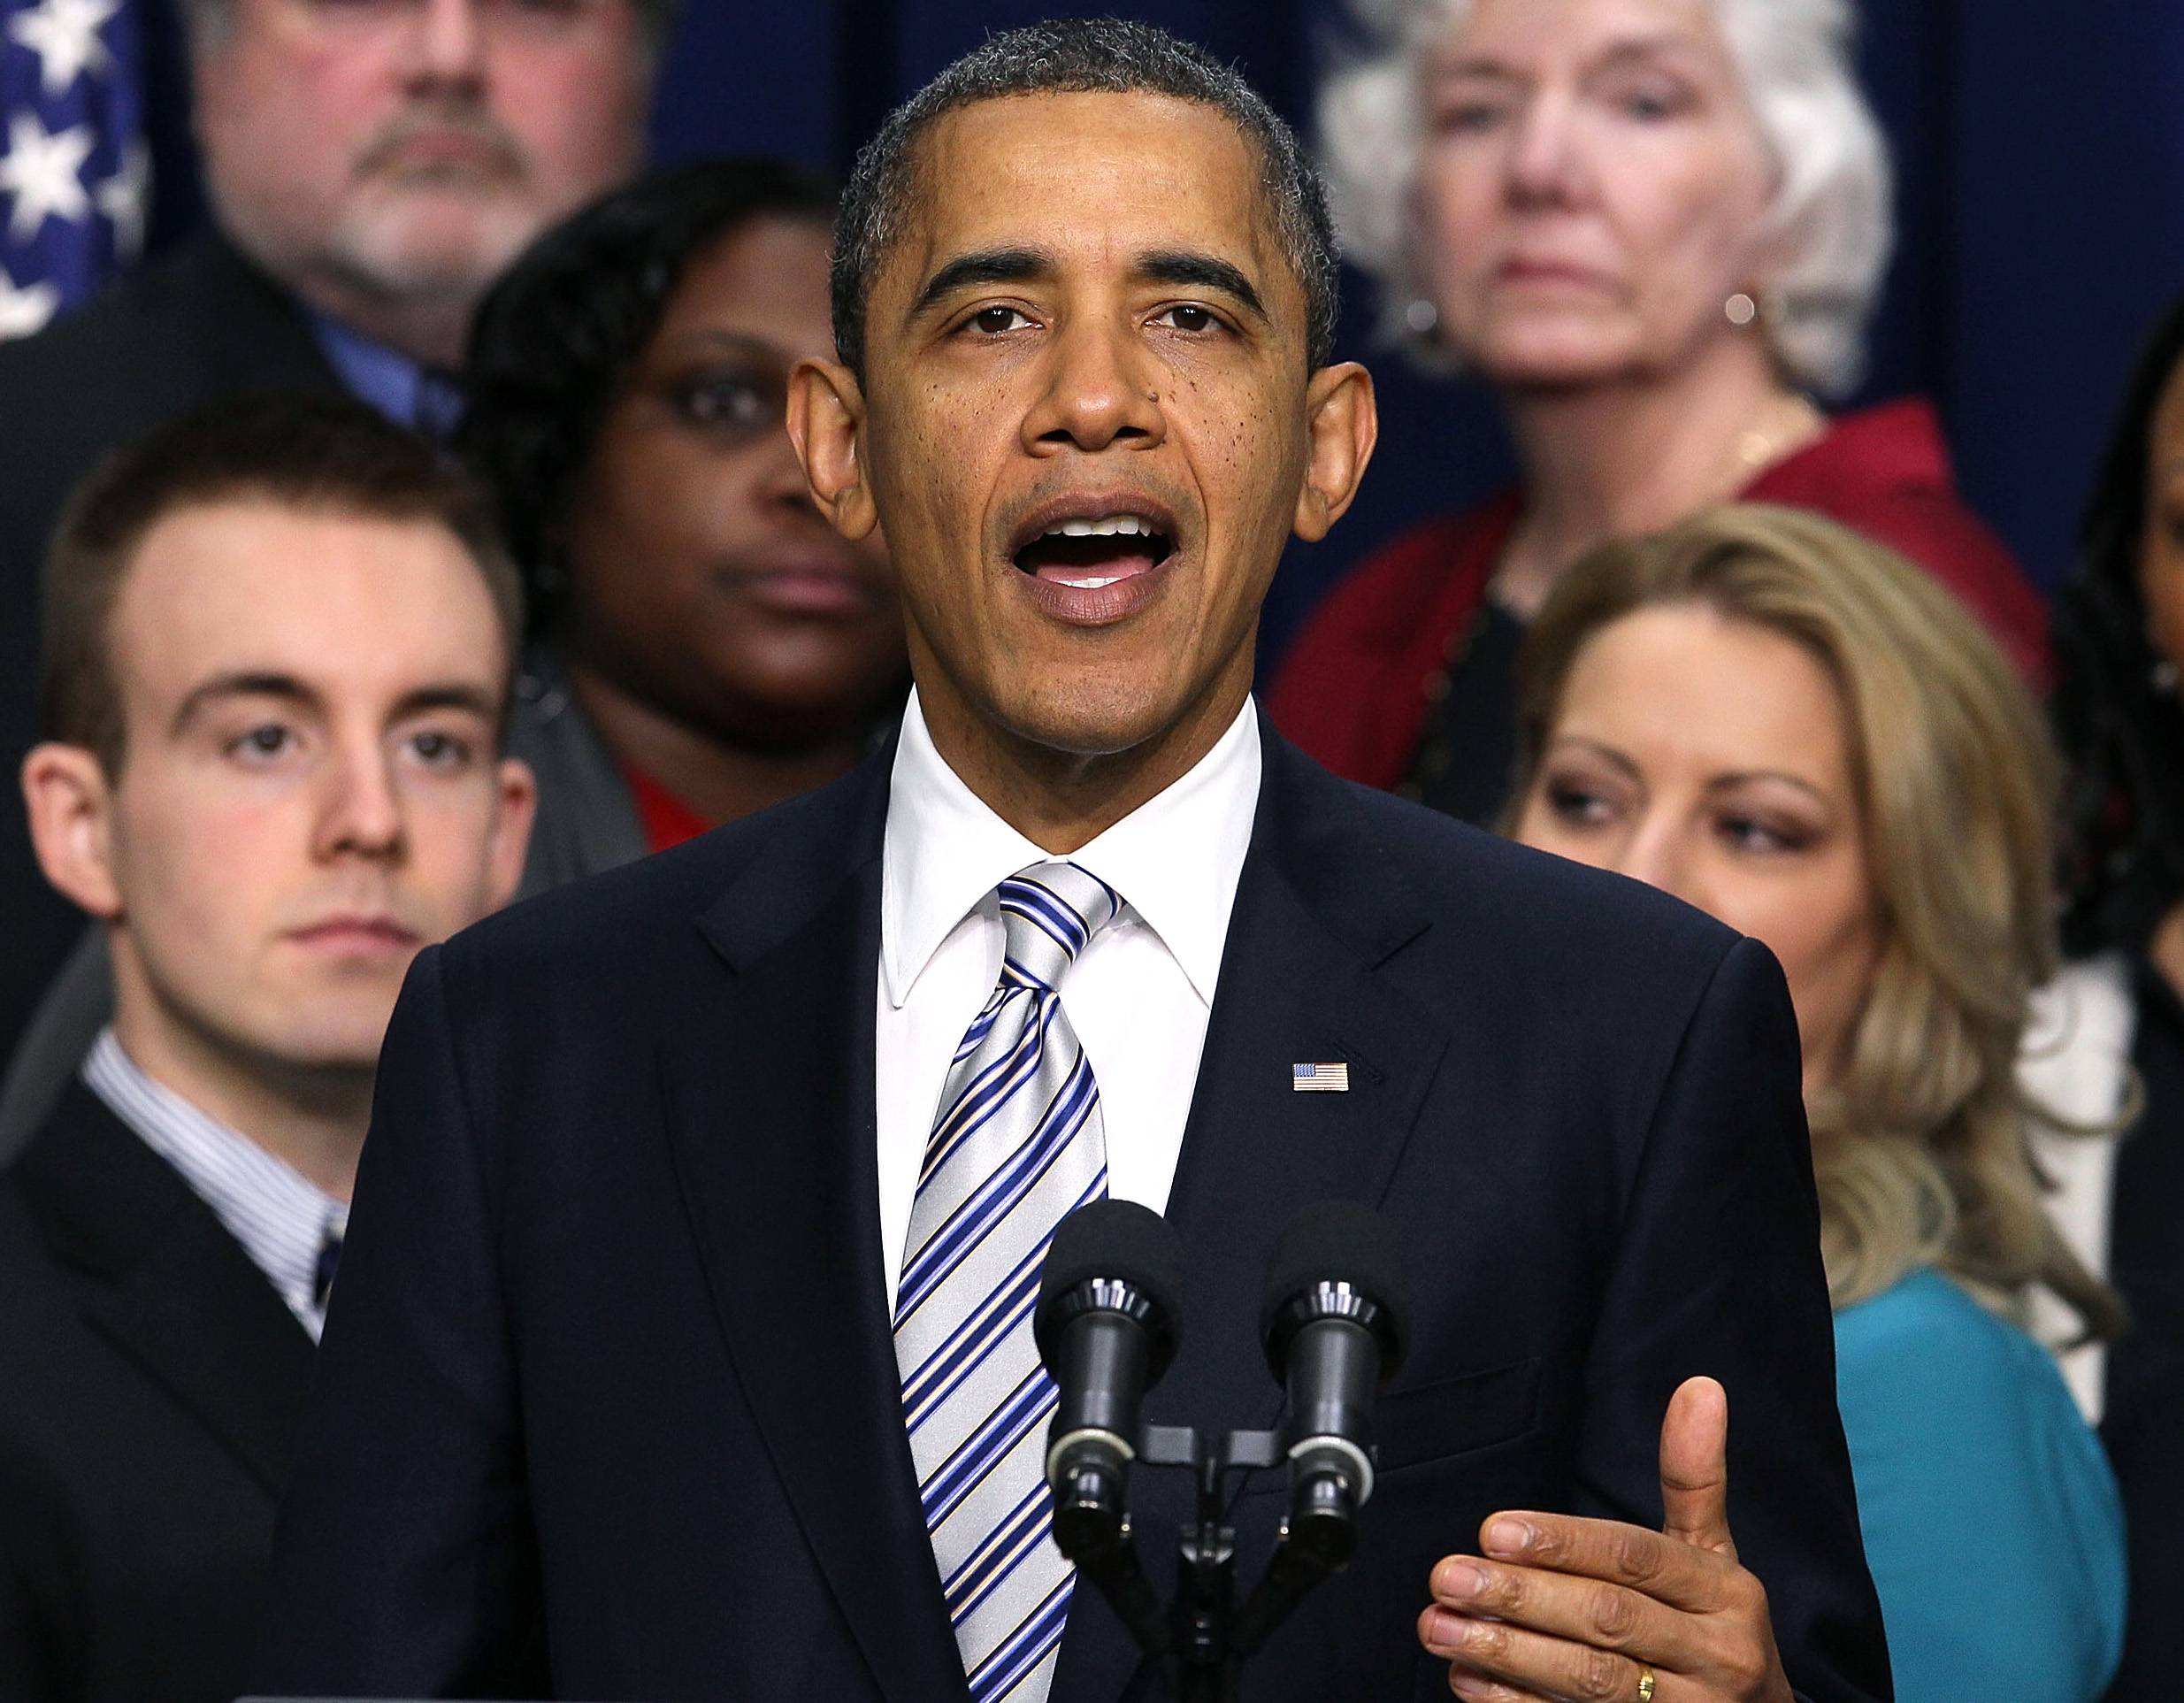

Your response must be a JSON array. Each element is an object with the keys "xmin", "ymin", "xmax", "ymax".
[{"xmin": 1834, "ymin": 1269, "xmax": 2126, "ymax": 1702}]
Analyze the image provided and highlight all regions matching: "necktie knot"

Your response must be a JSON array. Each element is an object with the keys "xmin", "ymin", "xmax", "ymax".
[{"xmin": 997, "ymin": 861, "xmax": 1121, "ymax": 993}]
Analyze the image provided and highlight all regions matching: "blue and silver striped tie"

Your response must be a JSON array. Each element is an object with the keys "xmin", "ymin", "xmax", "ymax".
[{"xmin": 895, "ymin": 859, "xmax": 1123, "ymax": 1703}]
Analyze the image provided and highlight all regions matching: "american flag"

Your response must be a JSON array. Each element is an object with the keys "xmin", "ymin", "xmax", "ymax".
[
  {"xmin": 1, "ymin": 0, "xmax": 147, "ymax": 341},
  {"xmin": 1292, "ymin": 1062, "xmax": 1350, "ymax": 1093}
]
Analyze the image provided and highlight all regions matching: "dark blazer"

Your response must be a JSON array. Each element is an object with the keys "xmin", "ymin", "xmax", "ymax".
[
  {"xmin": 0, "ymin": 647, "xmax": 649, "ymax": 1169},
  {"xmin": 0, "ymin": 1081, "xmax": 318, "ymax": 1703},
  {"xmin": 0, "ymin": 229, "xmax": 340, "ymax": 1062},
  {"xmin": 254, "ymin": 721, "xmax": 1891, "ymax": 1702}
]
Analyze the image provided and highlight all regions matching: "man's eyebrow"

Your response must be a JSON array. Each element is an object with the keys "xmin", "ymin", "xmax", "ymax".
[
  {"xmin": 171, "ymin": 671, "xmax": 318, "ymax": 737},
  {"xmin": 169, "ymin": 675, "xmax": 502, "ymax": 738},
  {"xmin": 388, "ymin": 684, "xmax": 502, "ymax": 725},
  {"xmin": 908, "ymin": 248, "xmax": 1053, "ymax": 320},
  {"xmin": 1137, "ymin": 251, "xmax": 1268, "ymax": 323}
]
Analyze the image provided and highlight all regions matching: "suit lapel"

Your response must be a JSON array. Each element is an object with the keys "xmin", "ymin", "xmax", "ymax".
[
  {"xmin": 16, "ymin": 1083, "xmax": 317, "ymax": 1496},
  {"xmin": 1052, "ymin": 725, "xmax": 1452, "ymax": 1703},
  {"xmin": 658, "ymin": 751, "xmax": 970, "ymax": 1703},
  {"xmin": 655, "ymin": 725, "xmax": 1452, "ymax": 1703}
]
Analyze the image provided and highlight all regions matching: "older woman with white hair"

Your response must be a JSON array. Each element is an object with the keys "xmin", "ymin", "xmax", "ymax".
[{"xmin": 1270, "ymin": 0, "xmax": 2049, "ymax": 825}]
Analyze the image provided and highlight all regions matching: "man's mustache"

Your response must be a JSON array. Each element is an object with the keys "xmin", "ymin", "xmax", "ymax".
[{"xmin": 352, "ymin": 104, "xmax": 529, "ymax": 182}]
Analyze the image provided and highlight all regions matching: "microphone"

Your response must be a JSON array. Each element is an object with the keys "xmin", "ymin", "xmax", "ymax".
[
  {"xmin": 1259, "ymin": 1201, "xmax": 1409, "ymax": 1562},
  {"xmin": 1034, "ymin": 1200, "xmax": 1184, "ymax": 1543}
]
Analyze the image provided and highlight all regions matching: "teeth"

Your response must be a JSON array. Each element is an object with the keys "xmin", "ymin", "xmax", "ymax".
[
  {"xmin": 1054, "ymin": 574, "xmax": 1127, "ymax": 589},
  {"xmin": 1043, "ymin": 513, "xmax": 1156, "ymax": 539}
]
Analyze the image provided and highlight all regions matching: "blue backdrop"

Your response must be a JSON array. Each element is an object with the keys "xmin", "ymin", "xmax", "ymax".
[{"xmin": 135, "ymin": 0, "xmax": 2184, "ymax": 663}]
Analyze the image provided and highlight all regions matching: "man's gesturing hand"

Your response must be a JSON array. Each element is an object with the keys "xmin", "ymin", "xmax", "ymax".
[{"xmin": 1416, "ymin": 1377, "xmax": 1795, "ymax": 1702}]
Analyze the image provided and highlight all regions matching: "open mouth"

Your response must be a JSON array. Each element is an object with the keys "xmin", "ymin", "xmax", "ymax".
[{"xmin": 1011, "ymin": 512, "xmax": 1177, "ymax": 589}]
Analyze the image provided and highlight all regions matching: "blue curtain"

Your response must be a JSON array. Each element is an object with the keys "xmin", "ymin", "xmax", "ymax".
[{"xmin": 140, "ymin": 0, "xmax": 2184, "ymax": 660}]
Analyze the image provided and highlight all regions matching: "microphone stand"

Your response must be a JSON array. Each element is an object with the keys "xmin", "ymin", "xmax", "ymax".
[{"xmin": 1056, "ymin": 1422, "xmax": 1358, "ymax": 1703}]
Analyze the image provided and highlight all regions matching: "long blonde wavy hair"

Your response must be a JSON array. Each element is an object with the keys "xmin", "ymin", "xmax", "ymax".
[{"xmin": 1513, "ymin": 504, "xmax": 2122, "ymax": 1336}]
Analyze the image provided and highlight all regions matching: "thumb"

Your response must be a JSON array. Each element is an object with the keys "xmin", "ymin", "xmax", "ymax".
[{"xmin": 1659, "ymin": 1375, "xmax": 1736, "ymax": 1557}]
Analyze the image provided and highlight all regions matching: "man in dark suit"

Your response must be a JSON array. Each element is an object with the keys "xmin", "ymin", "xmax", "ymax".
[
  {"xmin": 0, "ymin": 396, "xmax": 537, "ymax": 1703},
  {"xmin": 255, "ymin": 22, "xmax": 1890, "ymax": 1703},
  {"xmin": 0, "ymin": 0, "xmax": 666, "ymax": 1063}
]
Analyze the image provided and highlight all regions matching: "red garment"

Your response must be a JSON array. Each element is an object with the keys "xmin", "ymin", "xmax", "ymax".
[
  {"xmin": 620, "ymin": 760, "xmax": 712, "ymax": 854},
  {"xmin": 1268, "ymin": 398, "xmax": 2052, "ymax": 792}
]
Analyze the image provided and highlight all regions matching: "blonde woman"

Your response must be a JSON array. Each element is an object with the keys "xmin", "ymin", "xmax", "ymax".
[{"xmin": 1510, "ymin": 505, "xmax": 2124, "ymax": 1701}]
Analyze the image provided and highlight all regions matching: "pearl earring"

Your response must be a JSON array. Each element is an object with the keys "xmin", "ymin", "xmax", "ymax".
[
  {"xmin": 2152, "ymin": 657, "xmax": 2179, "ymax": 695},
  {"xmin": 1725, "ymin": 292, "xmax": 1759, "ymax": 327},
  {"xmin": 1405, "ymin": 297, "xmax": 1439, "ymax": 334}
]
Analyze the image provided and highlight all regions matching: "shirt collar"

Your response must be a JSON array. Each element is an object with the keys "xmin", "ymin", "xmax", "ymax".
[
  {"xmin": 880, "ymin": 689, "xmax": 1261, "ymax": 1009},
  {"xmin": 305, "ymin": 311, "xmax": 462, "ymax": 437}
]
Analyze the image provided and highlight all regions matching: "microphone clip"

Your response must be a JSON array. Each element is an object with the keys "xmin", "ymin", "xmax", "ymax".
[
  {"xmin": 1038, "ymin": 1200, "xmax": 1406, "ymax": 1703},
  {"xmin": 1056, "ymin": 1409, "xmax": 1371, "ymax": 1702}
]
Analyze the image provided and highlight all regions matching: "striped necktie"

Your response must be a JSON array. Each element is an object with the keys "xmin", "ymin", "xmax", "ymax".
[{"xmin": 894, "ymin": 860, "xmax": 1123, "ymax": 1703}]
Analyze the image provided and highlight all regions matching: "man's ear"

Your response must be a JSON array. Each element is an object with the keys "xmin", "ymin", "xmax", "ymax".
[
  {"xmin": 22, "ymin": 743, "xmax": 122, "ymax": 919},
  {"xmin": 1292, "ymin": 360, "xmax": 1379, "ymax": 544},
  {"xmin": 483, "ymin": 756, "xmax": 540, "ymax": 915},
  {"xmin": 787, "ymin": 357, "xmax": 880, "ymax": 541}
]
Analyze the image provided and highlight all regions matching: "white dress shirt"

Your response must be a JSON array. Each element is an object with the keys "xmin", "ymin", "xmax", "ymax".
[
  {"xmin": 82, "ymin": 1027, "xmax": 349, "ymax": 1340},
  {"xmin": 876, "ymin": 689, "xmax": 1261, "ymax": 1306}
]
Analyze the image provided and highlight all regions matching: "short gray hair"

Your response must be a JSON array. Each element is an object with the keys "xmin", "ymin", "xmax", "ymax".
[
  {"xmin": 1320, "ymin": 0, "xmax": 1892, "ymax": 396},
  {"xmin": 831, "ymin": 17, "xmax": 1341, "ymax": 380}
]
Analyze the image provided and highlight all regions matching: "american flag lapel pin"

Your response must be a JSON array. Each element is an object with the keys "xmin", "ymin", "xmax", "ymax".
[{"xmin": 1292, "ymin": 1062, "xmax": 1350, "ymax": 1093}]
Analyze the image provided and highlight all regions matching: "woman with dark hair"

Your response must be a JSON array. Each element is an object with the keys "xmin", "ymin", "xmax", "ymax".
[
  {"xmin": 2053, "ymin": 296, "xmax": 2184, "ymax": 957},
  {"xmin": 0, "ymin": 162, "xmax": 908, "ymax": 1153},
  {"xmin": 2041, "ymin": 291, "xmax": 2184, "ymax": 1703},
  {"xmin": 459, "ymin": 157, "xmax": 907, "ymax": 892}
]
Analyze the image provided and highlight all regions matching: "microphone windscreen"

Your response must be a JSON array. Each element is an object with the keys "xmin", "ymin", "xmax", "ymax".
[
  {"xmin": 1038, "ymin": 1198, "xmax": 1184, "ymax": 1319},
  {"xmin": 1260, "ymin": 1201, "xmax": 1411, "ymax": 1362}
]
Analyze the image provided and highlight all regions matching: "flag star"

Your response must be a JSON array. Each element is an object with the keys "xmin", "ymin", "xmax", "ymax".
[
  {"xmin": 6, "ymin": 0, "xmax": 119, "ymax": 98},
  {"xmin": 96, "ymin": 136, "xmax": 149, "ymax": 259},
  {"xmin": 1, "ymin": 111, "xmax": 94, "ymax": 240},
  {"xmin": 0, "ymin": 266, "xmax": 61, "ymax": 340}
]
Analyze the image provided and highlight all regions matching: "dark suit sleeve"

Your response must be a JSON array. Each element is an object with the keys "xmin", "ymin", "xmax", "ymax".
[
  {"xmin": 1575, "ymin": 936, "xmax": 1892, "ymax": 1703},
  {"xmin": 252, "ymin": 945, "xmax": 548, "ymax": 1697}
]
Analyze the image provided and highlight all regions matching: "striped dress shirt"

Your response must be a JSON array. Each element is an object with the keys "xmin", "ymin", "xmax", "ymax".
[{"xmin": 82, "ymin": 1028, "xmax": 349, "ymax": 1340}]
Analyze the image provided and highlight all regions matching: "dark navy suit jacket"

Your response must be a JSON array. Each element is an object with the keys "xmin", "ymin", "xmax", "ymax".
[
  {"xmin": 0, "ymin": 1084, "xmax": 317, "ymax": 1703},
  {"xmin": 254, "ymin": 718, "xmax": 1891, "ymax": 1701}
]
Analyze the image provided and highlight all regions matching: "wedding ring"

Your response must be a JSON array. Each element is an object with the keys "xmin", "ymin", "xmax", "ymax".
[{"xmin": 1636, "ymin": 1669, "xmax": 1656, "ymax": 1702}]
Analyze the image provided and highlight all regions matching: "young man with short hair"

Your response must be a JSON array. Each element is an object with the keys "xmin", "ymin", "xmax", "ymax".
[
  {"xmin": 0, "ymin": 0, "xmax": 667, "ymax": 1060},
  {"xmin": 0, "ymin": 395, "xmax": 535, "ymax": 1703}
]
